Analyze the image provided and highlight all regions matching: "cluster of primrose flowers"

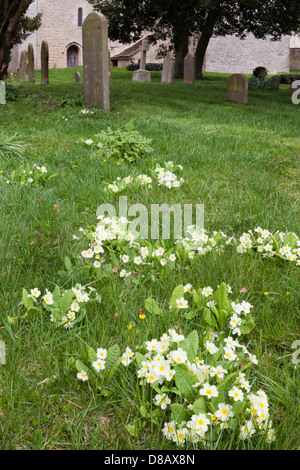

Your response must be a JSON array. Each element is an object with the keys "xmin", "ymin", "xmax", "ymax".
[
  {"xmin": 119, "ymin": 245, "xmax": 178, "ymax": 279},
  {"xmin": 103, "ymin": 161, "xmax": 184, "ymax": 195},
  {"xmin": 2, "ymin": 163, "xmax": 52, "ymax": 187},
  {"xmin": 136, "ymin": 328, "xmax": 275, "ymax": 447},
  {"xmin": 84, "ymin": 139, "xmax": 103, "ymax": 149},
  {"xmin": 174, "ymin": 283, "xmax": 254, "ymax": 339},
  {"xmin": 76, "ymin": 345, "xmax": 134, "ymax": 382},
  {"xmin": 21, "ymin": 283, "xmax": 100, "ymax": 329},
  {"xmin": 155, "ymin": 161, "xmax": 184, "ymax": 189},
  {"xmin": 77, "ymin": 215, "xmax": 176, "ymax": 274},
  {"xmin": 162, "ymin": 391, "xmax": 275, "ymax": 446},
  {"xmin": 80, "ymin": 109, "xmax": 95, "ymax": 115},
  {"xmin": 237, "ymin": 227, "xmax": 300, "ymax": 266},
  {"xmin": 79, "ymin": 215, "xmax": 134, "ymax": 269},
  {"xmin": 105, "ymin": 174, "xmax": 153, "ymax": 194},
  {"xmin": 177, "ymin": 226, "xmax": 235, "ymax": 259}
]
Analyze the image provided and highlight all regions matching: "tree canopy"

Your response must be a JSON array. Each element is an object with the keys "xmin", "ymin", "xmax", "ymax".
[
  {"xmin": 89, "ymin": 0, "xmax": 300, "ymax": 76},
  {"xmin": 0, "ymin": 0, "xmax": 41, "ymax": 78}
]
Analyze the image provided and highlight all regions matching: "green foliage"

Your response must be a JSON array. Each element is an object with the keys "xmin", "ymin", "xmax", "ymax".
[
  {"xmin": 0, "ymin": 162, "xmax": 57, "ymax": 187},
  {"xmin": 0, "ymin": 1, "xmax": 41, "ymax": 78},
  {"xmin": 144, "ymin": 298, "xmax": 162, "ymax": 315},
  {"xmin": 0, "ymin": 134, "xmax": 25, "ymax": 159},
  {"xmin": 5, "ymin": 83, "xmax": 20, "ymax": 102},
  {"xmin": 0, "ymin": 67, "xmax": 299, "ymax": 450},
  {"xmin": 93, "ymin": 121, "xmax": 153, "ymax": 163},
  {"xmin": 57, "ymin": 94, "xmax": 84, "ymax": 108}
]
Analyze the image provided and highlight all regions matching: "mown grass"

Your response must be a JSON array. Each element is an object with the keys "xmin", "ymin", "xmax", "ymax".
[{"xmin": 0, "ymin": 67, "xmax": 299, "ymax": 450}]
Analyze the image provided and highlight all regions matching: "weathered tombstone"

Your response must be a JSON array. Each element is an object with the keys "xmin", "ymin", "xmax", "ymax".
[
  {"xmin": 28, "ymin": 43, "xmax": 35, "ymax": 84},
  {"xmin": 7, "ymin": 73, "xmax": 14, "ymax": 82},
  {"xmin": 75, "ymin": 71, "xmax": 81, "ymax": 82},
  {"xmin": 227, "ymin": 73, "xmax": 248, "ymax": 104},
  {"xmin": 132, "ymin": 39, "xmax": 151, "ymax": 83},
  {"xmin": 41, "ymin": 41, "xmax": 49, "ymax": 85},
  {"xmin": 0, "ymin": 81, "xmax": 6, "ymax": 104},
  {"xmin": 17, "ymin": 50, "xmax": 27, "ymax": 82},
  {"xmin": 184, "ymin": 52, "xmax": 196, "ymax": 85},
  {"xmin": 82, "ymin": 12, "xmax": 110, "ymax": 111},
  {"xmin": 270, "ymin": 75, "xmax": 280, "ymax": 90},
  {"xmin": 161, "ymin": 52, "xmax": 174, "ymax": 84}
]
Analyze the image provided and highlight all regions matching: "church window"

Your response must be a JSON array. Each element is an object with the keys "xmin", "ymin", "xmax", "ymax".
[{"xmin": 78, "ymin": 8, "xmax": 83, "ymax": 27}]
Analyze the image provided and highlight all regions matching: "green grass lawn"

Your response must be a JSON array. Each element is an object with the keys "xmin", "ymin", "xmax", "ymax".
[{"xmin": 0, "ymin": 67, "xmax": 299, "ymax": 450}]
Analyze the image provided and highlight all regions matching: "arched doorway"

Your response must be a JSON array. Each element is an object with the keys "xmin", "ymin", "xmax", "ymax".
[{"xmin": 67, "ymin": 45, "xmax": 79, "ymax": 68}]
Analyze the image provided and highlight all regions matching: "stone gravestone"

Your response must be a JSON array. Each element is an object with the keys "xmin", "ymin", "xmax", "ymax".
[
  {"xmin": 161, "ymin": 52, "xmax": 174, "ymax": 84},
  {"xmin": 184, "ymin": 52, "xmax": 196, "ymax": 85},
  {"xmin": 17, "ymin": 50, "xmax": 27, "ymax": 82},
  {"xmin": 0, "ymin": 81, "xmax": 6, "ymax": 104},
  {"xmin": 82, "ymin": 12, "xmax": 110, "ymax": 112},
  {"xmin": 75, "ymin": 71, "xmax": 81, "ymax": 82},
  {"xmin": 227, "ymin": 73, "xmax": 248, "ymax": 104},
  {"xmin": 7, "ymin": 73, "xmax": 14, "ymax": 82},
  {"xmin": 270, "ymin": 75, "xmax": 280, "ymax": 90},
  {"xmin": 41, "ymin": 41, "xmax": 49, "ymax": 85},
  {"xmin": 132, "ymin": 39, "xmax": 151, "ymax": 83},
  {"xmin": 28, "ymin": 43, "xmax": 35, "ymax": 84}
]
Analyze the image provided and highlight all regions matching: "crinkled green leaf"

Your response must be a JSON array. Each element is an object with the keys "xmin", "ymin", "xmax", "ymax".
[
  {"xmin": 169, "ymin": 285, "xmax": 185, "ymax": 310},
  {"xmin": 144, "ymin": 298, "xmax": 162, "ymax": 315},
  {"xmin": 88, "ymin": 347, "xmax": 98, "ymax": 364},
  {"xmin": 193, "ymin": 397, "xmax": 206, "ymax": 414},
  {"xmin": 213, "ymin": 282, "xmax": 230, "ymax": 312},
  {"xmin": 180, "ymin": 330, "xmax": 199, "ymax": 363},
  {"xmin": 240, "ymin": 315, "xmax": 255, "ymax": 335},
  {"xmin": 174, "ymin": 365, "xmax": 198, "ymax": 400},
  {"xmin": 170, "ymin": 403, "xmax": 186, "ymax": 424}
]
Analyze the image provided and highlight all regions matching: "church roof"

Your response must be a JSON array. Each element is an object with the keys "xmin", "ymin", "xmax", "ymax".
[{"xmin": 111, "ymin": 34, "xmax": 153, "ymax": 59}]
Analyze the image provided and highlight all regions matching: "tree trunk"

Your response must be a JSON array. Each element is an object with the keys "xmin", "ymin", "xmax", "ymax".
[
  {"xmin": 173, "ymin": 28, "xmax": 189, "ymax": 77},
  {"xmin": 174, "ymin": 36, "xmax": 189, "ymax": 77},
  {"xmin": 0, "ymin": 0, "xmax": 34, "ymax": 79},
  {"xmin": 195, "ymin": 11, "xmax": 218, "ymax": 79}
]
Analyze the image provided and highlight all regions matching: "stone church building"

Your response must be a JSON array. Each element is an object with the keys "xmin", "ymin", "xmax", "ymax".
[{"xmin": 8, "ymin": 0, "xmax": 298, "ymax": 74}]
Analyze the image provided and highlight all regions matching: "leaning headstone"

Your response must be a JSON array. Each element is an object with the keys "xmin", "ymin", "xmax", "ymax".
[
  {"xmin": 0, "ymin": 81, "xmax": 6, "ymax": 104},
  {"xmin": 227, "ymin": 73, "xmax": 248, "ymax": 104},
  {"xmin": 184, "ymin": 52, "xmax": 196, "ymax": 85},
  {"xmin": 41, "ymin": 41, "xmax": 49, "ymax": 85},
  {"xmin": 82, "ymin": 12, "xmax": 110, "ymax": 111},
  {"xmin": 132, "ymin": 39, "xmax": 151, "ymax": 83},
  {"xmin": 28, "ymin": 43, "xmax": 35, "ymax": 84},
  {"xmin": 75, "ymin": 71, "xmax": 81, "ymax": 82},
  {"xmin": 161, "ymin": 52, "xmax": 174, "ymax": 84},
  {"xmin": 270, "ymin": 75, "xmax": 280, "ymax": 90},
  {"xmin": 17, "ymin": 50, "xmax": 27, "ymax": 82}
]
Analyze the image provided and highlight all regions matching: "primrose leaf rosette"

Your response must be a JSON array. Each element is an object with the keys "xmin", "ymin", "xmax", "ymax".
[{"xmin": 136, "ymin": 327, "xmax": 276, "ymax": 448}]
